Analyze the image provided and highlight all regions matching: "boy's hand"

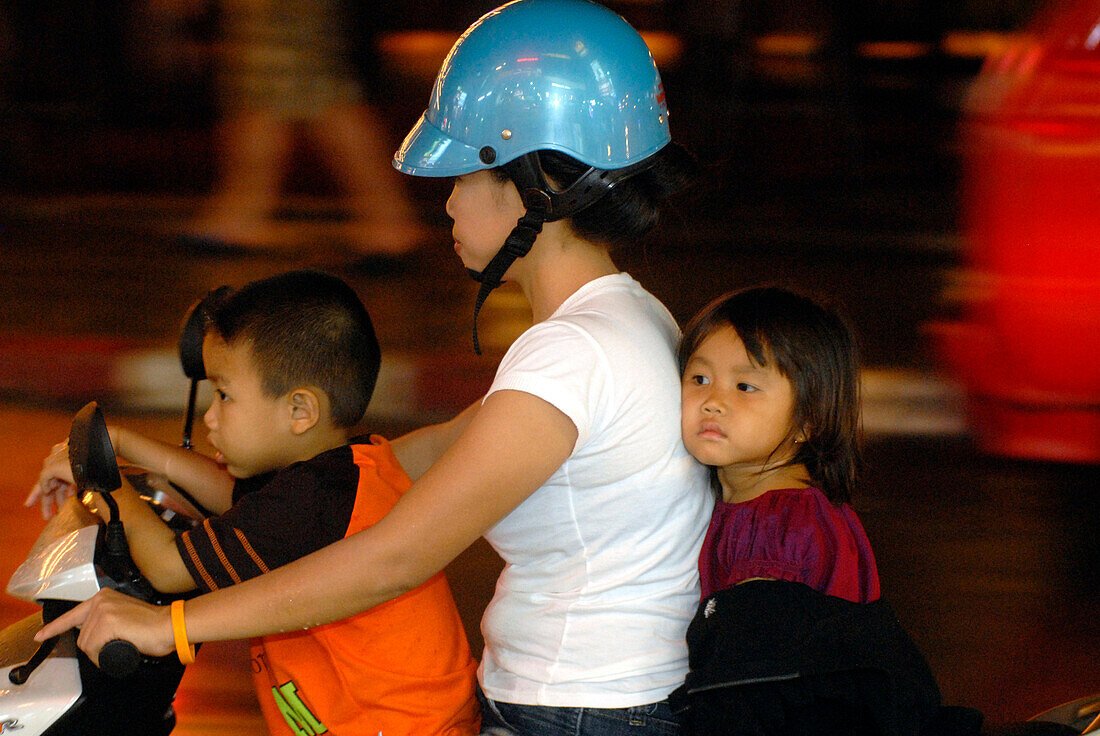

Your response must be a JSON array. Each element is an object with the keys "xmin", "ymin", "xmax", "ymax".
[{"xmin": 27, "ymin": 440, "xmax": 78, "ymax": 520}]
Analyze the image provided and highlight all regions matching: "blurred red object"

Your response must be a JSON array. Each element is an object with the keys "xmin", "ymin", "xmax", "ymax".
[{"xmin": 930, "ymin": 0, "xmax": 1100, "ymax": 462}]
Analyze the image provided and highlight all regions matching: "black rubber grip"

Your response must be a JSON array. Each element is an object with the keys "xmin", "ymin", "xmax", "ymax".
[{"xmin": 98, "ymin": 639, "xmax": 141, "ymax": 678}]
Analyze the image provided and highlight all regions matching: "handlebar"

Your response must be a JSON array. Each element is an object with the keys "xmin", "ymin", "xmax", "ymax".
[{"xmin": 98, "ymin": 639, "xmax": 141, "ymax": 678}]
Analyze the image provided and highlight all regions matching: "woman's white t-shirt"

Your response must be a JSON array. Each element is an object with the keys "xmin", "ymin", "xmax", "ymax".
[{"xmin": 479, "ymin": 272, "xmax": 712, "ymax": 708}]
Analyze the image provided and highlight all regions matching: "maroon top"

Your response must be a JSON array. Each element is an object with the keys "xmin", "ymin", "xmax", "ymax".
[{"xmin": 699, "ymin": 486, "xmax": 880, "ymax": 603}]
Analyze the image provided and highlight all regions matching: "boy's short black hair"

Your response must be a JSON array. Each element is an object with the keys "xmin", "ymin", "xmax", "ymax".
[
  {"xmin": 679, "ymin": 286, "xmax": 862, "ymax": 504},
  {"xmin": 206, "ymin": 270, "xmax": 381, "ymax": 428}
]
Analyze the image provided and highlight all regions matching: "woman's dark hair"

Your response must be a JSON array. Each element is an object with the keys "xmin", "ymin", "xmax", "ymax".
[
  {"xmin": 495, "ymin": 142, "xmax": 699, "ymax": 249},
  {"xmin": 678, "ymin": 286, "xmax": 863, "ymax": 504},
  {"xmin": 206, "ymin": 270, "xmax": 381, "ymax": 428}
]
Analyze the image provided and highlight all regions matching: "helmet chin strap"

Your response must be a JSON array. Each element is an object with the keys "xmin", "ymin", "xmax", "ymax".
[
  {"xmin": 468, "ymin": 204, "xmax": 548, "ymax": 354},
  {"xmin": 465, "ymin": 153, "xmax": 550, "ymax": 354},
  {"xmin": 465, "ymin": 152, "xmax": 656, "ymax": 353}
]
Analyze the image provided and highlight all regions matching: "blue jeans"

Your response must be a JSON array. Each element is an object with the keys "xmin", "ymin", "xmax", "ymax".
[{"xmin": 478, "ymin": 688, "xmax": 681, "ymax": 736}]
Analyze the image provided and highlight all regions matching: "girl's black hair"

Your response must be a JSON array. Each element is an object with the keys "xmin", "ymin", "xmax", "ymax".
[
  {"xmin": 678, "ymin": 286, "xmax": 863, "ymax": 504},
  {"xmin": 493, "ymin": 142, "xmax": 699, "ymax": 249}
]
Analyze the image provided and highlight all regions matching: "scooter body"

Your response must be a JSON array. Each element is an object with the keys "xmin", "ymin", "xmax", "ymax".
[
  {"xmin": 0, "ymin": 290, "xmax": 224, "ymax": 736},
  {"xmin": 0, "ymin": 496, "xmax": 187, "ymax": 736},
  {"xmin": 1032, "ymin": 696, "xmax": 1100, "ymax": 735}
]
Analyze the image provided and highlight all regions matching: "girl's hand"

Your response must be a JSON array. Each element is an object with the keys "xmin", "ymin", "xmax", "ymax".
[
  {"xmin": 34, "ymin": 589, "xmax": 175, "ymax": 665},
  {"xmin": 26, "ymin": 440, "xmax": 78, "ymax": 519}
]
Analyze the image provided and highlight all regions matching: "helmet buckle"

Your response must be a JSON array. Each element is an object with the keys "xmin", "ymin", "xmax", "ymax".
[{"xmin": 520, "ymin": 188, "xmax": 553, "ymax": 214}]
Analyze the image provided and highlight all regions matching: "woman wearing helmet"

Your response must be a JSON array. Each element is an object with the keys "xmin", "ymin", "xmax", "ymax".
[{"xmin": 39, "ymin": 2, "xmax": 712, "ymax": 734}]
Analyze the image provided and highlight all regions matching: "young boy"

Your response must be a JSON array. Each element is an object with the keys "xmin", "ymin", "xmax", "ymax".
[{"xmin": 30, "ymin": 270, "xmax": 480, "ymax": 736}]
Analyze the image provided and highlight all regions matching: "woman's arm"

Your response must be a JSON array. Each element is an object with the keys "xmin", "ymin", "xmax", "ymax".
[
  {"xmin": 38, "ymin": 389, "xmax": 577, "ymax": 661},
  {"xmin": 390, "ymin": 400, "xmax": 481, "ymax": 481}
]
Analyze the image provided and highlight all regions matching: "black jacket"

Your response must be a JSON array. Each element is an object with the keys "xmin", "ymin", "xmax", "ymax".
[{"xmin": 669, "ymin": 580, "xmax": 984, "ymax": 736}]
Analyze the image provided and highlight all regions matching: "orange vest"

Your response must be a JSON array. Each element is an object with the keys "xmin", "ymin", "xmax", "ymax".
[{"xmin": 251, "ymin": 439, "xmax": 480, "ymax": 736}]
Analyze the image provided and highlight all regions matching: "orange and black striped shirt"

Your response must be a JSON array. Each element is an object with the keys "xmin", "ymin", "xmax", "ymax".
[{"xmin": 174, "ymin": 435, "xmax": 480, "ymax": 736}]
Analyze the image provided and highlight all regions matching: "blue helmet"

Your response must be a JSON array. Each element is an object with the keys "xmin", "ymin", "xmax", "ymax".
[
  {"xmin": 393, "ymin": 0, "xmax": 671, "ymax": 177},
  {"xmin": 395, "ymin": 0, "xmax": 675, "ymax": 354}
]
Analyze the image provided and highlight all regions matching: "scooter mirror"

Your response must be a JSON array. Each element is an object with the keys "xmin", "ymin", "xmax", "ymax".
[
  {"xmin": 178, "ymin": 286, "xmax": 230, "ymax": 381},
  {"xmin": 177, "ymin": 301, "xmax": 207, "ymax": 382},
  {"xmin": 68, "ymin": 401, "xmax": 122, "ymax": 494},
  {"xmin": 178, "ymin": 285, "xmax": 230, "ymax": 453}
]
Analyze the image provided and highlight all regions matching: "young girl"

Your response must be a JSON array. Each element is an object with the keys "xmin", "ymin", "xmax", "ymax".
[
  {"xmin": 673, "ymin": 287, "xmax": 980, "ymax": 736},
  {"xmin": 671, "ymin": 287, "xmax": 953, "ymax": 736},
  {"xmin": 677, "ymin": 285, "xmax": 879, "ymax": 603}
]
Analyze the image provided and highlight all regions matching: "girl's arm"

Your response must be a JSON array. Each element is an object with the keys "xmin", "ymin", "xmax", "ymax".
[
  {"xmin": 39, "ymin": 389, "xmax": 577, "ymax": 660},
  {"xmin": 390, "ymin": 400, "xmax": 481, "ymax": 481}
]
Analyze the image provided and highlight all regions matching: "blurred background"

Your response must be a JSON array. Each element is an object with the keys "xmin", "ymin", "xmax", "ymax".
[{"xmin": 0, "ymin": 0, "xmax": 1097, "ymax": 733}]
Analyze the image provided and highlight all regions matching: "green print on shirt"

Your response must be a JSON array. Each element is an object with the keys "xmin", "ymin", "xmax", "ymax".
[{"xmin": 272, "ymin": 680, "xmax": 328, "ymax": 735}]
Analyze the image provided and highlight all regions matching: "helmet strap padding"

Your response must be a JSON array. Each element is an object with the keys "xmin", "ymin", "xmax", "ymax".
[
  {"xmin": 502, "ymin": 152, "xmax": 659, "ymax": 222},
  {"xmin": 543, "ymin": 157, "xmax": 658, "ymax": 221}
]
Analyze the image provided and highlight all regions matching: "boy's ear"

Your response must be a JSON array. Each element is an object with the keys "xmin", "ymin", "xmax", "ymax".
[{"xmin": 286, "ymin": 388, "xmax": 323, "ymax": 435}]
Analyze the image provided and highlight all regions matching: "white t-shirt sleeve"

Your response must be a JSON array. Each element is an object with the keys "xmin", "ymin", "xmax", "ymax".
[{"xmin": 486, "ymin": 320, "xmax": 608, "ymax": 451}]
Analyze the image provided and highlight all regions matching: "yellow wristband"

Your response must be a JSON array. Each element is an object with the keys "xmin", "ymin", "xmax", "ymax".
[{"xmin": 171, "ymin": 599, "xmax": 196, "ymax": 665}]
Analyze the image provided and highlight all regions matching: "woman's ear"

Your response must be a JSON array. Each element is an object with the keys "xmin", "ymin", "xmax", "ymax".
[{"xmin": 287, "ymin": 388, "xmax": 322, "ymax": 435}]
